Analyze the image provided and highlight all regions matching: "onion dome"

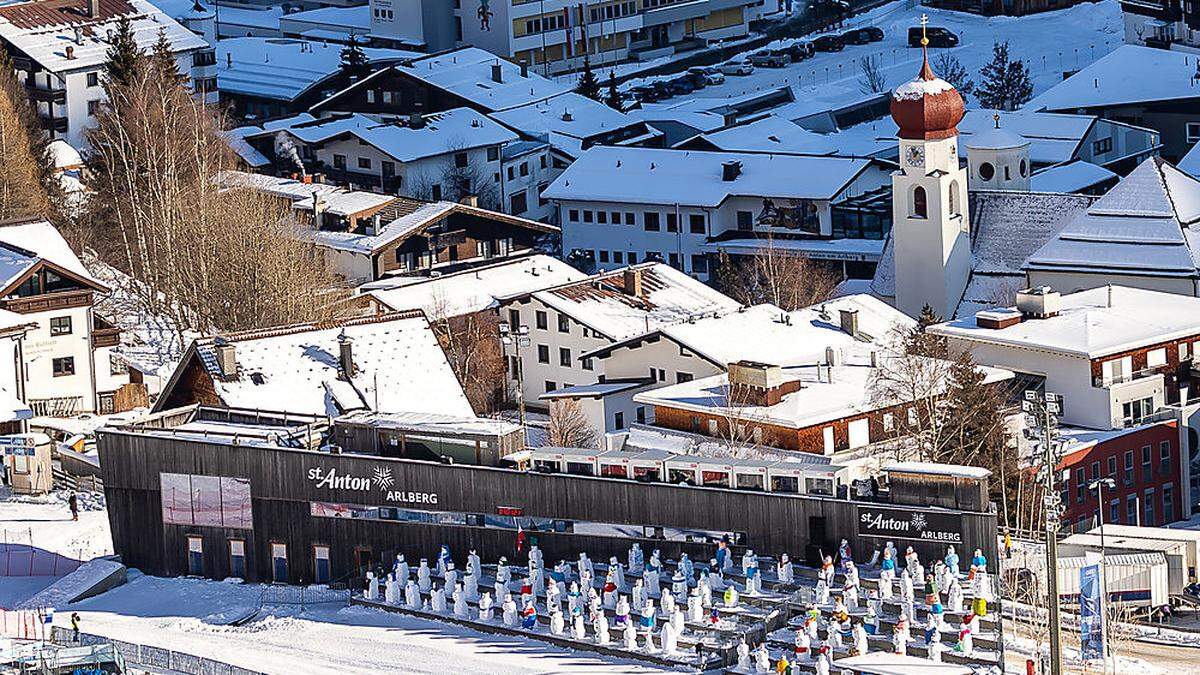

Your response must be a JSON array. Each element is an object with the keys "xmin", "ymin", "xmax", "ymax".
[{"xmin": 890, "ymin": 51, "xmax": 965, "ymax": 141}]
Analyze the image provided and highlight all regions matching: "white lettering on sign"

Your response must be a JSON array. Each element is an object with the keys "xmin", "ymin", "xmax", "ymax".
[{"xmin": 307, "ymin": 467, "xmax": 438, "ymax": 504}]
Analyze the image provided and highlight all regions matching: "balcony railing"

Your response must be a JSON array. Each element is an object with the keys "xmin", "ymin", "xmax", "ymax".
[
  {"xmin": 1113, "ymin": 407, "xmax": 1176, "ymax": 429},
  {"xmin": 26, "ymin": 86, "xmax": 65, "ymax": 104},
  {"xmin": 1093, "ymin": 366, "xmax": 1168, "ymax": 388},
  {"xmin": 29, "ymin": 396, "xmax": 83, "ymax": 418}
]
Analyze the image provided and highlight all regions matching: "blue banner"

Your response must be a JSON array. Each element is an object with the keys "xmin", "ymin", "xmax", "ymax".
[{"xmin": 1079, "ymin": 563, "xmax": 1104, "ymax": 660}]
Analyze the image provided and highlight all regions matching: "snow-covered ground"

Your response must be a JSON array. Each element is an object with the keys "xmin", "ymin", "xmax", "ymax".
[
  {"xmin": 625, "ymin": 0, "xmax": 1123, "ymax": 114},
  {"xmin": 60, "ymin": 573, "xmax": 675, "ymax": 675}
]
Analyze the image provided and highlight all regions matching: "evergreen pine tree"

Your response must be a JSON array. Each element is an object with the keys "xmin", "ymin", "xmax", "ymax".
[
  {"xmin": 975, "ymin": 42, "xmax": 1033, "ymax": 111},
  {"xmin": 104, "ymin": 15, "xmax": 142, "ymax": 86},
  {"xmin": 604, "ymin": 70, "xmax": 622, "ymax": 110},
  {"xmin": 575, "ymin": 57, "xmax": 601, "ymax": 101},
  {"xmin": 151, "ymin": 29, "xmax": 186, "ymax": 86},
  {"xmin": 905, "ymin": 304, "xmax": 948, "ymax": 358},
  {"xmin": 932, "ymin": 53, "xmax": 974, "ymax": 104},
  {"xmin": 339, "ymin": 36, "xmax": 371, "ymax": 79}
]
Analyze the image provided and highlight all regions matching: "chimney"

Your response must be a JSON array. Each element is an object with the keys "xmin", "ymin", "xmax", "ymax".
[
  {"xmin": 491, "ymin": 62, "xmax": 503, "ymax": 83},
  {"xmin": 87, "ymin": 0, "xmax": 99, "ymax": 18},
  {"xmin": 408, "ymin": 110, "xmax": 425, "ymax": 129},
  {"xmin": 520, "ymin": 61, "xmax": 529, "ymax": 78},
  {"xmin": 459, "ymin": 194, "xmax": 478, "ymax": 207},
  {"xmin": 311, "ymin": 192, "xmax": 325, "ymax": 224},
  {"xmin": 1107, "ymin": 284, "xmax": 1114, "ymax": 308},
  {"xmin": 65, "ymin": 46, "xmax": 75, "ymax": 60},
  {"xmin": 623, "ymin": 267, "xmax": 643, "ymax": 298},
  {"xmin": 838, "ymin": 308, "xmax": 859, "ymax": 337},
  {"xmin": 561, "ymin": 110, "xmax": 573, "ymax": 122},
  {"xmin": 727, "ymin": 360, "xmax": 798, "ymax": 407},
  {"xmin": 338, "ymin": 330, "xmax": 355, "ymax": 378},
  {"xmin": 73, "ymin": 26, "xmax": 82, "ymax": 44},
  {"xmin": 721, "ymin": 160, "xmax": 742, "ymax": 182},
  {"xmin": 870, "ymin": 350, "xmax": 878, "ymax": 368},
  {"xmin": 214, "ymin": 338, "xmax": 237, "ymax": 379}
]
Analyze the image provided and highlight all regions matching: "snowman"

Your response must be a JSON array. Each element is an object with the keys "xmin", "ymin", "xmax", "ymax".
[
  {"xmin": 467, "ymin": 549, "xmax": 482, "ymax": 580},
  {"xmin": 679, "ymin": 552, "xmax": 695, "ymax": 580},
  {"xmin": 699, "ymin": 574, "xmax": 714, "ymax": 607},
  {"xmin": 452, "ymin": 583, "xmax": 469, "ymax": 618},
  {"xmin": 741, "ymin": 549, "xmax": 756, "ymax": 578},
  {"xmin": 478, "ymin": 591, "xmax": 494, "ymax": 622},
  {"xmin": 643, "ymin": 566, "xmax": 661, "ymax": 600},
  {"xmin": 777, "ymin": 553, "xmax": 794, "ymax": 584},
  {"xmin": 723, "ymin": 584, "xmax": 740, "ymax": 609},
  {"xmin": 595, "ymin": 611, "xmax": 611, "ymax": 645},
  {"xmin": 436, "ymin": 544, "xmax": 452, "ymax": 577},
  {"xmin": 602, "ymin": 568, "xmax": 619, "ymax": 609},
  {"xmin": 956, "ymin": 620, "xmax": 973, "ymax": 656},
  {"xmin": 366, "ymin": 571, "xmax": 379, "ymax": 601},
  {"xmin": 520, "ymin": 602, "xmax": 538, "ymax": 630},
  {"xmin": 609, "ymin": 556, "xmax": 627, "ymax": 592},
  {"xmin": 572, "ymin": 612, "xmax": 587, "ymax": 640},
  {"xmin": 405, "ymin": 578, "xmax": 420, "ymax": 609},
  {"xmin": 753, "ymin": 643, "xmax": 770, "ymax": 673},
  {"xmin": 736, "ymin": 639, "xmax": 750, "ymax": 670},
  {"xmin": 496, "ymin": 557, "xmax": 512, "ymax": 586},
  {"xmin": 628, "ymin": 543, "xmax": 644, "ymax": 575},
  {"xmin": 464, "ymin": 566, "xmax": 479, "ymax": 602},
  {"xmin": 944, "ymin": 545, "xmax": 960, "ymax": 578},
  {"xmin": 948, "ymin": 578, "xmax": 964, "ymax": 614},
  {"xmin": 384, "ymin": 573, "xmax": 399, "ymax": 605},
  {"xmin": 615, "ymin": 595, "xmax": 631, "ymax": 628},
  {"xmin": 660, "ymin": 621, "xmax": 677, "ymax": 656},
  {"xmin": 852, "ymin": 620, "xmax": 869, "ymax": 656},
  {"xmin": 578, "ymin": 552, "xmax": 595, "ymax": 581},
  {"xmin": 671, "ymin": 607, "xmax": 684, "ymax": 635},
  {"xmin": 443, "ymin": 561, "xmax": 458, "ymax": 593},
  {"xmin": 395, "ymin": 555, "xmax": 410, "ymax": 585},
  {"xmin": 688, "ymin": 586, "xmax": 703, "ymax": 622},
  {"xmin": 502, "ymin": 594, "xmax": 518, "ymax": 627},
  {"xmin": 417, "ymin": 559, "xmax": 432, "ymax": 592},
  {"xmin": 528, "ymin": 545, "xmax": 544, "ymax": 570},
  {"xmin": 671, "ymin": 569, "xmax": 688, "ymax": 603},
  {"xmin": 661, "ymin": 590, "xmax": 675, "ymax": 617},
  {"xmin": 430, "ymin": 584, "xmax": 447, "ymax": 613},
  {"xmin": 550, "ymin": 606, "xmax": 566, "ymax": 635},
  {"xmin": 632, "ymin": 579, "xmax": 646, "ymax": 611},
  {"xmin": 844, "ymin": 579, "xmax": 860, "ymax": 609},
  {"xmin": 623, "ymin": 620, "xmax": 638, "ymax": 650},
  {"xmin": 708, "ymin": 561, "xmax": 726, "ymax": 591},
  {"xmin": 815, "ymin": 578, "xmax": 830, "ymax": 605}
]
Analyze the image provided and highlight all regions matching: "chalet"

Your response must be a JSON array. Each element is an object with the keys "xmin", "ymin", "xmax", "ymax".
[
  {"xmin": 153, "ymin": 311, "xmax": 475, "ymax": 418},
  {"xmin": 218, "ymin": 171, "xmax": 558, "ymax": 284}
]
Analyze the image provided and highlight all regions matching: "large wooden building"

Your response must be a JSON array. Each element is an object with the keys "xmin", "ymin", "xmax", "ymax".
[{"xmin": 98, "ymin": 405, "xmax": 999, "ymax": 585}]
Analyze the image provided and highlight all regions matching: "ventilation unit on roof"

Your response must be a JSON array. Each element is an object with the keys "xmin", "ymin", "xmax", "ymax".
[
  {"xmin": 722, "ymin": 161, "xmax": 743, "ymax": 182},
  {"xmin": 1016, "ymin": 286, "xmax": 1061, "ymax": 319},
  {"xmin": 839, "ymin": 308, "xmax": 859, "ymax": 337},
  {"xmin": 491, "ymin": 62, "xmax": 503, "ymax": 84}
]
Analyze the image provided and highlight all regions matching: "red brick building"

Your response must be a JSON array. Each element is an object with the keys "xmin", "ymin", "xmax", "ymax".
[{"xmin": 1057, "ymin": 421, "xmax": 1184, "ymax": 531}]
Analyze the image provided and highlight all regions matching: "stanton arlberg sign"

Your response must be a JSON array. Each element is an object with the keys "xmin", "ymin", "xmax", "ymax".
[
  {"xmin": 306, "ymin": 466, "xmax": 439, "ymax": 505},
  {"xmin": 856, "ymin": 505, "xmax": 963, "ymax": 544}
]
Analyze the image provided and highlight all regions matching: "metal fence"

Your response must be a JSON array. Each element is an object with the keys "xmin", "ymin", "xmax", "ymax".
[
  {"xmin": 259, "ymin": 583, "xmax": 351, "ymax": 609},
  {"xmin": 53, "ymin": 627, "xmax": 267, "ymax": 675}
]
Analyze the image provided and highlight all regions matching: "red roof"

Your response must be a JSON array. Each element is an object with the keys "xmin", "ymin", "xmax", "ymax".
[{"xmin": 0, "ymin": 0, "xmax": 134, "ymax": 30}]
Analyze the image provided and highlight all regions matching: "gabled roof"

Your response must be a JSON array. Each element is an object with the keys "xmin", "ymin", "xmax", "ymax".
[
  {"xmin": 283, "ymin": 109, "xmax": 518, "ymax": 162},
  {"xmin": 524, "ymin": 263, "xmax": 742, "ymax": 342},
  {"xmin": 1030, "ymin": 160, "xmax": 1117, "ymax": 194},
  {"xmin": 489, "ymin": 92, "xmax": 649, "ymax": 157},
  {"xmin": 397, "ymin": 47, "xmax": 572, "ymax": 113},
  {"xmin": 1024, "ymin": 157, "xmax": 1200, "ymax": 277},
  {"xmin": 216, "ymin": 38, "xmax": 414, "ymax": 103},
  {"xmin": 156, "ymin": 312, "xmax": 475, "ymax": 418},
  {"xmin": 1026, "ymin": 45, "xmax": 1200, "ymax": 111},
  {"xmin": 0, "ymin": 219, "xmax": 106, "ymax": 294},
  {"xmin": 365, "ymin": 254, "xmax": 587, "ymax": 319},
  {"xmin": 0, "ymin": 0, "xmax": 205, "ymax": 72},
  {"xmin": 542, "ymin": 145, "xmax": 876, "ymax": 207},
  {"xmin": 678, "ymin": 114, "xmax": 839, "ymax": 155},
  {"xmin": 1181, "ymin": 141, "xmax": 1200, "ymax": 181}
]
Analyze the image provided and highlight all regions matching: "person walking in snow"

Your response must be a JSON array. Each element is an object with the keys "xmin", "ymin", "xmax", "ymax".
[
  {"xmin": 70, "ymin": 612, "xmax": 80, "ymax": 642},
  {"xmin": 69, "ymin": 492, "xmax": 79, "ymax": 521}
]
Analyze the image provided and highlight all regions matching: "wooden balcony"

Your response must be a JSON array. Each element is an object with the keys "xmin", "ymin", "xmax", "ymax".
[
  {"xmin": 92, "ymin": 314, "xmax": 120, "ymax": 348},
  {"xmin": 0, "ymin": 289, "xmax": 92, "ymax": 314},
  {"xmin": 26, "ymin": 86, "xmax": 65, "ymax": 104}
]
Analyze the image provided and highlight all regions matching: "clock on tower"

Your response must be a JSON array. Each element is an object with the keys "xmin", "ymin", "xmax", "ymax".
[{"xmin": 904, "ymin": 145, "xmax": 925, "ymax": 168}]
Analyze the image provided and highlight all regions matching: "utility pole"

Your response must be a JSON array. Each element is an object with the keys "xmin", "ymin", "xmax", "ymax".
[
  {"xmin": 1024, "ymin": 389, "xmax": 1064, "ymax": 675},
  {"xmin": 1089, "ymin": 476, "xmax": 1116, "ymax": 675},
  {"xmin": 499, "ymin": 321, "xmax": 530, "ymax": 440}
]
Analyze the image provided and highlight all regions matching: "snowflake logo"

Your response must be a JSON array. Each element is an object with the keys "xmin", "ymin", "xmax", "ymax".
[
  {"xmin": 373, "ymin": 467, "xmax": 394, "ymax": 490},
  {"xmin": 910, "ymin": 513, "xmax": 927, "ymax": 531}
]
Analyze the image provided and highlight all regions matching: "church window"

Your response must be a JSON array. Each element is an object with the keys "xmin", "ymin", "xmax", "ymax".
[
  {"xmin": 978, "ymin": 162, "xmax": 995, "ymax": 181},
  {"xmin": 911, "ymin": 186, "xmax": 927, "ymax": 219}
]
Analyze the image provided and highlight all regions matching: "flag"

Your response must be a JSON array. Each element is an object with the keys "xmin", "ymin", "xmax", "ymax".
[{"xmin": 515, "ymin": 523, "xmax": 526, "ymax": 553}]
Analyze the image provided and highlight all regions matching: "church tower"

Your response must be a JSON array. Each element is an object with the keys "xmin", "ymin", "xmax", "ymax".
[{"xmin": 889, "ymin": 26, "xmax": 971, "ymax": 321}]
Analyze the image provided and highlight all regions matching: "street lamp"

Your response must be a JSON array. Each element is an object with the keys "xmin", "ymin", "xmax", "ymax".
[
  {"xmin": 498, "ymin": 321, "xmax": 530, "ymax": 442},
  {"xmin": 1088, "ymin": 476, "xmax": 1116, "ymax": 675}
]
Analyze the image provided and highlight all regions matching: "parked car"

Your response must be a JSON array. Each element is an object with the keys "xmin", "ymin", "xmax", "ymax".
[
  {"xmin": 650, "ymin": 81, "xmax": 675, "ymax": 99},
  {"xmin": 908, "ymin": 26, "xmax": 959, "ymax": 48},
  {"xmin": 787, "ymin": 41, "xmax": 815, "ymax": 62},
  {"xmin": 812, "ymin": 34, "xmax": 845, "ymax": 52},
  {"xmin": 688, "ymin": 66, "xmax": 726, "ymax": 85},
  {"xmin": 841, "ymin": 27, "xmax": 883, "ymax": 45},
  {"xmin": 629, "ymin": 85, "xmax": 662, "ymax": 103},
  {"xmin": 667, "ymin": 76, "xmax": 696, "ymax": 95},
  {"xmin": 718, "ymin": 59, "xmax": 755, "ymax": 76},
  {"xmin": 682, "ymin": 70, "xmax": 710, "ymax": 89},
  {"xmin": 749, "ymin": 49, "xmax": 790, "ymax": 68}
]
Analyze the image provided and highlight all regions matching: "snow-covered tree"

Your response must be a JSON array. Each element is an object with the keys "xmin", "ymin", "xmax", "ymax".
[
  {"xmin": 576, "ymin": 57, "xmax": 601, "ymax": 101},
  {"xmin": 975, "ymin": 42, "xmax": 1033, "ymax": 111},
  {"xmin": 604, "ymin": 70, "xmax": 622, "ymax": 111},
  {"xmin": 339, "ymin": 36, "xmax": 371, "ymax": 79},
  {"xmin": 104, "ymin": 15, "xmax": 142, "ymax": 87}
]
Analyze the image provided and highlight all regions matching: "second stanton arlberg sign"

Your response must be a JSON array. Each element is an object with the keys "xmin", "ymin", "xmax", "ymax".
[{"xmin": 856, "ymin": 505, "xmax": 963, "ymax": 544}]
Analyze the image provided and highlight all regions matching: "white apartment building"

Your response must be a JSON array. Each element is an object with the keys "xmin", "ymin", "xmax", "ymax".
[
  {"xmin": 544, "ymin": 146, "xmax": 890, "ymax": 280},
  {"xmin": 497, "ymin": 263, "xmax": 741, "ymax": 411},
  {"xmin": 929, "ymin": 286, "xmax": 1200, "ymax": 432},
  {"xmin": 460, "ymin": 0, "xmax": 766, "ymax": 75},
  {"xmin": 0, "ymin": 0, "xmax": 216, "ymax": 152},
  {"xmin": 0, "ymin": 220, "xmax": 130, "ymax": 416}
]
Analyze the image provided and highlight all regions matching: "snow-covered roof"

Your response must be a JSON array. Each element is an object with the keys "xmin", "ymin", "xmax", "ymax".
[
  {"xmin": 529, "ymin": 263, "xmax": 742, "ymax": 342},
  {"xmin": 283, "ymin": 109, "xmax": 519, "ymax": 162},
  {"xmin": 680, "ymin": 115, "xmax": 838, "ymax": 155},
  {"xmin": 1031, "ymin": 160, "xmax": 1116, "ymax": 194},
  {"xmin": 216, "ymin": 38, "xmax": 413, "ymax": 102},
  {"xmin": 635, "ymin": 327, "xmax": 1010, "ymax": 430},
  {"xmin": 365, "ymin": 254, "xmax": 587, "ymax": 319},
  {"xmin": 336, "ymin": 409, "xmax": 521, "ymax": 436},
  {"xmin": 1024, "ymin": 158, "xmax": 1200, "ymax": 278},
  {"xmin": 278, "ymin": 4, "xmax": 368, "ymax": 33},
  {"xmin": 213, "ymin": 3, "xmax": 281, "ymax": 30},
  {"xmin": 542, "ymin": 146, "xmax": 875, "ymax": 207},
  {"xmin": 929, "ymin": 285, "xmax": 1200, "ymax": 359},
  {"xmin": 963, "ymin": 126, "xmax": 1028, "ymax": 151},
  {"xmin": 0, "ymin": 0, "xmax": 206, "ymax": 73},
  {"xmin": 1026, "ymin": 45, "xmax": 1200, "ymax": 111},
  {"xmin": 489, "ymin": 92, "xmax": 648, "ymax": 157},
  {"xmin": 181, "ymin": 312, "xmax": 474, "ymax": 418},
  {"xmin": 539, "ymin": 378, "xmax": 651, "ymax": 399},
  {"xmin": 1181, "ymin": 142, "xmax": 1200, "ymax": 181},
  {"xmin": 0, "ymin": 219, "xmax": 103, "ymax": 292},
  {"xmin": 883, "ymin": 461, "xmax": 991, "ymax": 479},
  {"xmin": 398, "ymin": 47, "xmax": 572, "ymax": 113},
  {"xmin": 586, "ymin": 295, "xmax": 907, "ymax": 368}
]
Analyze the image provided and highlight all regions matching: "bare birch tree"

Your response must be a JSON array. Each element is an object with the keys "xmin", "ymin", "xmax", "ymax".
[
  {"xmin": 858, "ymin": 55, "xmax": 887, "ymax": 94},
  {"xmin": 547, "ymin": 398, "xmax": 598, "ymax": 448},
  {"xmin": 713, "ymin": 242, "xmax": 840, "ymax": 312},
  {"xmin": 427, "ymin": 291, "xmax": 507, "ymax": 414},
  {"xmin": 87, "ymin": 47, "xmax": 345, "ymax": 339}
]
